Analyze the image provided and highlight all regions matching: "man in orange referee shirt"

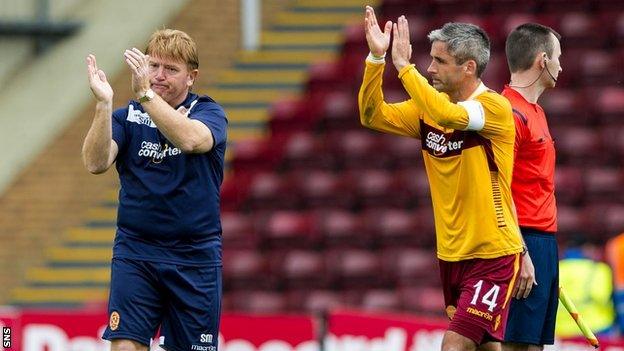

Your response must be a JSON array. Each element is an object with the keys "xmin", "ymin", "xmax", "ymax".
[
  {"xmin": 360, "ymin": 6, "xmax": 525, "ymax": 351},
  {"xmin": 501, "ymin": 24, "xmax": 563, "ymax": 351}
]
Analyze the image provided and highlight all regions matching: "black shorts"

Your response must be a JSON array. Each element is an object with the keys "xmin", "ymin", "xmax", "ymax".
[{"xmin": 504, "ymin": 228, "xmax": 559, "ymax": 345}]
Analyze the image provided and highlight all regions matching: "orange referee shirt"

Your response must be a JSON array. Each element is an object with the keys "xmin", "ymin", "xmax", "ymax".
[{"xmin": 502, "ymin": 85, "xmax": 557, "ymax": 233}]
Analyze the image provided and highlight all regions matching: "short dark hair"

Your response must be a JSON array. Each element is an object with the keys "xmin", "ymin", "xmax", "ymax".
[
  {"xmin": 505, "ymin": 23, "xmax": 561, "ymax": 73},
  {"xmin": 428, "ymin": 22, "xmax": 491, "ymax": 78}
]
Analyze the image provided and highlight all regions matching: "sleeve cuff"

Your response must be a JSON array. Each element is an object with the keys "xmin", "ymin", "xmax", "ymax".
[
  {"xmin": 398, "ymin": 64, "xmax": 416, "ymax": 79},
  {"xmin": 366, "ymin": 52, "xmax": 386, "ymax": 64}
]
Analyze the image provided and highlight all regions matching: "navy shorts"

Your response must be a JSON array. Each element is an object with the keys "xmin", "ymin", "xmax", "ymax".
[
  {"xmin": 504, "ymin": 228, "xmax": 559, "ymax": 345},
  {"xmin": 102, "ymin": 258, "xmax": 222, "ymax": 351}
]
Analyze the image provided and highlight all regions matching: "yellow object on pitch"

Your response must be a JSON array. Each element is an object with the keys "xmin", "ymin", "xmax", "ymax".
[{"xmin": 559, "ymin": 286, "xmax": 600, "ymax": 348}]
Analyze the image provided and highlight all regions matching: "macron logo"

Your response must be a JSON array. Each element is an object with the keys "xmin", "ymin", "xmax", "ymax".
[{"xmin": 127, "ymin": 104, "xmax": 157, "ymax": 128}]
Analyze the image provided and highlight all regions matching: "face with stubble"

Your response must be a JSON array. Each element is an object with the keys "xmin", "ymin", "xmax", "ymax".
[
  {"xmin": 147, "ymin": 55, "xmax": 197, "ymax": 106},
  {"xmin": 427, "ymin": 41, "xmax": 473, "ymax": 95}
]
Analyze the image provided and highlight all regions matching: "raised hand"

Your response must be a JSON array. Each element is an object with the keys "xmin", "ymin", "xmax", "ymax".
[
  {"xmin": 123, "ymin": 47, "xmax": 151, "ymax": 98},
  {"xmin": 86, "ymin": 54, "xmax": 113, "ymax": 103},
  {"xmin": 391, "ymin": 15, "xmax": 413, "ymax": 71},
  {"xmin": 364, "ymin": 5, "xmax": 392, "ymax": 58}
]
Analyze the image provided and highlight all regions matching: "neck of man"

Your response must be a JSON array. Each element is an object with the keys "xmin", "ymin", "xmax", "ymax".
[
  {"xmin": 169, "ymin": 90, "xmax": 191, "ymax": 108},
  {"xmin": 448, "ymin": 79, "xmax": 481, "ymax": 103},
  {"xmin": 509, "ymin": 71, "xmax": 546, "ymax": 104}
]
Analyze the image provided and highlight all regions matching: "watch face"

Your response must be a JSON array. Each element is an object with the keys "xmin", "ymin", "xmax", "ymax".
[{"xmin": 139, "ymin": 89, "xmax": 154, "ymax": 103}]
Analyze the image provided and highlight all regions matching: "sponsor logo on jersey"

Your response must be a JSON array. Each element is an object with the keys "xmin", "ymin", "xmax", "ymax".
[
  {"xmin": 138, "ymin": 141, "xmax": 181, "ymax": 162},
  {"xmin": 127, "ymin": 104, "xmax": 157, "ymax": 128},
  {"xmin": 425, "ymin": 131, "xmax": 464, "ymax": 156}
]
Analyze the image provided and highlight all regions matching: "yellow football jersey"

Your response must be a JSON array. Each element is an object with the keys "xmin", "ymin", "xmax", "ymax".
[{"xmin": 359, "ymin": 60, "xmax": 523, "ymax": 261}]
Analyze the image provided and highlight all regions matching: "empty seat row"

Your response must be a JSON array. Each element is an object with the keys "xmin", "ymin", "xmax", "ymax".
[
  {"xmin": 222, "ymin": 248, "xmax": 440, "ymax": 290},
  {"xmin": 221, "ymin": 209, "xmax": 436, "ymax": 250},
  {"xmin": 222, "ymin": 286, "xmax": 446, "ymax": 316}
]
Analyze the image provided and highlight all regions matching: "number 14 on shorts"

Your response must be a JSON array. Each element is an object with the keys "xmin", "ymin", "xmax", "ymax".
[{"xmin": 470, "ymin": 280, "xmax": 500, "ymax": 312}]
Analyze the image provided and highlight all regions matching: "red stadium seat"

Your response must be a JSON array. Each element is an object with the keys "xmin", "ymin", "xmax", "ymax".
[
  {"xmin": 268, "ymin": 97, "xmax": 322, "ymax": 136},
  {"xmin": 369, "ymin": 209, "xmax": 432, "ymax": 247},
  {"xmin": 245, "ymin": 172, "xmax": 299, "ymax": 210},
  {"xmin": 410, "ymin": 54, "xmax": 434, "ymax": 79},
  {"xmin": 612, "ymin": 12, "xmax": 624, "ymax": 47},
  {"xmin": 318, "ymin": 210, "xmax": 372, "ymax": 248},
  {"xmin": 276, "ymin": 250, "xmax": 328, "ymax": 289},
  {"xmin": 354, "ymin": 169, "xmax": 408, "ymax": 209},
  {"xmin": 540, "ymin": 0, "xmax": 591, "ymax": 13},
  {"xmin": 583, "ymin": 168, "xmax": 623, "ymax": 203},
  {"xmin": 397, "ymin": 168, "xmax": 432, "ymax": 207},
  {"xmin": 579, "ymin": 50, "xmax": 618, "ymax": 87},
  {"xmin": 220, "ymin": 174, "xmax": 252, "ymax": 211},
  {"xmin": 258, "ymin": 211, "xmax": 319, "ymax": 249},
  {"xmin": 318, "ymin": 90, "xmax": 360, "ymax": 131},
  {"xmin": 221, "ymin": 212, "xmax": 258, "ymax": 249},
  {"xmin": 307, "ymin": 60, "xmax": 348, "ymax": 93},
  {"xmin": 487, "ymin": 0, "xmax": 537, "ymax": 15},
  {"xmin": 551, "ymin": 127, "xmax": 603, "ymax": 165},
  {"xmin": 361, "ymin": 289, "xmax": 401, "ymax": 312},
  {"xmin": 593, "ymin": 87, "xmax": 624, "ymax": 124},
  {"xmin": 558, "ymin": 12, "xmax": 608, "ymax": 49},
  {"xmin": 539, "ymin": 89, "xmax": 589, "ymax": 126},
  {"xmin": 230, "ymin": 291, "xmax": 289, "ymax": 312},
  {"xmin": 295, "ymin": 289, "xmax": 347, "ymax": 313},
  {"xmin": 222, "ymin": 250, "xmax": 271, "ymax": 289},
  {"xmin": 604, "ymin": 205, "xmax": 624, "ymax": 238},
  {"xmin": 481, "ymin": 53, "xmax": 509, "ymax": 92},
  {"xmin": 326, "ymin": 249, "xmax": 384, "ymax": 289},
  {"xmin": 599, "ymin": 125, "xmax": 624, "ymax": 160},
  {"xmin": 554, "ymin": 166, "xmax": 584, "ymax": 205},
  {"xmin": 384, "ymin": 135, "xmax": 422, "ymax": 170},
  {"xmin": 556, "ymin": 206, "xmax": 585, "ymax": 242},
  {"xmin": 430, "ymin": 0, "xmax": 486, "ymax": 15},
  {"xmin": 586, "ymin": 203, "xmax": 624, "ymax": 242},
  {"xmin": 281, "ymin": 132, "xmax": 337, "ymax": 171},
  {"xmin": 500, "ymin": 13, "xmax": 540, "ymax": 38},
  {"xmin": 594, "ymin": 0, "xmax": 624, "ymax": 12},
  {"xmin": 296, "ymin": 170, "xmax": 355, "ymax": 209},
  {"xmin": 381, "ymin": 0, "xmax": 431, "ymax": 18},
  {"xmin": 342, "ymin": 23, "xmax": 367, "ymax": 54},
  {"xmin": 230, "ymin": 139, "xmax": 283, "ymax": 176},
  {"xmin": 556, "ymin": 48, "xmax": 589, "ymax": 88},
  {"xmin": 381, "ymin": 248, "xmax": 439, "ymax": 286},
  {"xmin": 406, "ymin": 15, "xmax": 434, "ymax": 48},
  {"xmin": 328, "ymin": 130, "xmax": 392, "ymax": 170},
  {"xmin": 400, "ymin": 286, "xmax": 446, "ymax": 317}
]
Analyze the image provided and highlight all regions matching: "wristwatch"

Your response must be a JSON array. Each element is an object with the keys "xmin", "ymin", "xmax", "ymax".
[{"xmin": 138, "ymin": 89, "xmax": 155, "ymax": 103}]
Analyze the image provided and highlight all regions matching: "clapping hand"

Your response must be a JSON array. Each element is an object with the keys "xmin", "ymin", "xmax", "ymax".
[
  {"xmin": 364, "ymin": 6, "xmax": 392, "ymax": 58},
  {"xmin": 123, "ymin": 47, "xmax": 151, "ymax": 98},
  {"xmin": 392, "ymin": 15, "xmax": 412, "ymax": 72},
  {"xmin": 86, "ymin": 54, "xmax": 113, "ymax": 103}
]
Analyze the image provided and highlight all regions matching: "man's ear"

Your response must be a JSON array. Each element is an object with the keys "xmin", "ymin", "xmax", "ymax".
[
  {"xmin": 464, "ymin": 60, "xmax": 477, "ymax": 76},
  {"xmin": 535, "ymin": 52, "xmax": 548, "ymax": 69},
  {"xmin": 187, "ymin": 69, "xmax": 199, "ymax": 87}
]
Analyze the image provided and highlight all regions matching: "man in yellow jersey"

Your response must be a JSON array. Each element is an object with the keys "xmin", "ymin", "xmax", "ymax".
[{"xmin": 359, "ymin": 6, "xmax": 524, "ymax": 351}]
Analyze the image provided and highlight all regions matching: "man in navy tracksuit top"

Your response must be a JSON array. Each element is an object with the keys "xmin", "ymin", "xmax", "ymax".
[{"xmin": 82, "ymin": 28, "xmax": 227, "ymax": 351}]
